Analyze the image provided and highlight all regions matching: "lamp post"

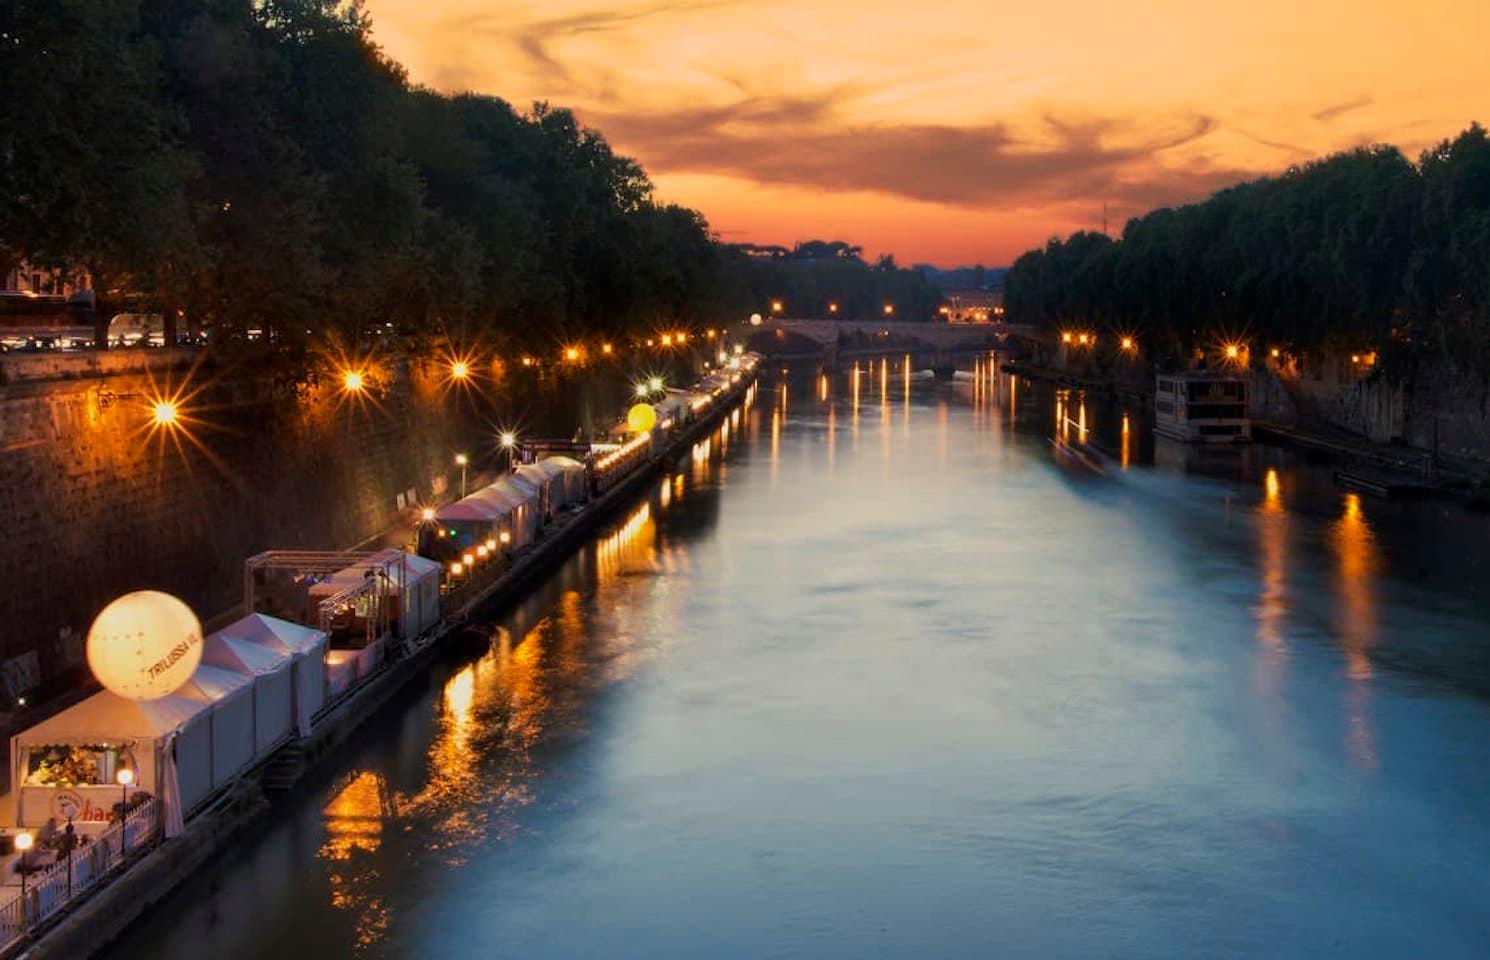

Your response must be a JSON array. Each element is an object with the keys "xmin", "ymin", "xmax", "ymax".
[
  {"xmin": 117, "ymin": 767, "xmax": 134, "ymax": 859},
  {"xmin": 455, "ymin": 453, "xmax": 468, "ymax": 497},
  {"xmin": 499, "ymin": 432, "xmax": 517, "ymax": 471},
  {"xmin": 15, "ymin": 832, "xmax": 32, "ymax": 926}
]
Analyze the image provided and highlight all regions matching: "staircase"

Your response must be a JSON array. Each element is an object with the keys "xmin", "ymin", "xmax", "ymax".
[{"xmin": 261, "ymin": 742, "xmax": 308, "ymax": 794}]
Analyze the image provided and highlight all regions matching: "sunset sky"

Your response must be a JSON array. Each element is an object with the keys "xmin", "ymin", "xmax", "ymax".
[{"xmin": 365, "ymin": 0, "xmax": 1490, "ymax": 266}]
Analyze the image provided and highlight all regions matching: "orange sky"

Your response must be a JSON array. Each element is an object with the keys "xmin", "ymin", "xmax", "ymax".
[{"xmin": 365, "ymin": 0, "xmax": 1490, "ymax": 266}]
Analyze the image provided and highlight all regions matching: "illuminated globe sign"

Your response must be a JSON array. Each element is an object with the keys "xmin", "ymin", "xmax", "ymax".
[
  {"xmin": 86, "ymin": 591, "xmax": 203, "ymax": 700},
  {"xmin": 627, "ymin": 403, "xmax": 658, "ymax": 433},
  {"xmin": 749, "ymin": 313, "xmax": 763, "ymax": 326}
]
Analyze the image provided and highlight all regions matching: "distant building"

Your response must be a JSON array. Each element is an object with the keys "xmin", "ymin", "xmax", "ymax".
[
  {"xmin": 3, "ymin": 261, "xmax": 91, "ymax": 298},
  {"xmin": 939, "ymin": 288, "xmax": 1004, "ymax": 324}
]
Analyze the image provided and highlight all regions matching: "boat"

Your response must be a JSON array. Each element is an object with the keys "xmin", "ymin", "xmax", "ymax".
[{"xmin": 1153, "ymin": 371, "xmax": 1250, "ymax": 443}]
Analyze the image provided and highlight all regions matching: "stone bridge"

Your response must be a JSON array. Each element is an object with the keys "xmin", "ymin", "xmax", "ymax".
[{"xmin": 745, "ymin": 318, "xmax": 1038, "ymax": 358}]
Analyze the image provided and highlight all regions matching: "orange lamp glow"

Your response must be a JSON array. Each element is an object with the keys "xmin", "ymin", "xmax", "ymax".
[
  {"xmin": 341, "ymin": 370, "xmax": 365, "ymax": 392},
  {"xmin": 450, "ymin": 360, "xmax": 470, "ymax": 380},
  {"xmin": 151, "ymin": 400, "xmax": 179, "ymax": 426}
]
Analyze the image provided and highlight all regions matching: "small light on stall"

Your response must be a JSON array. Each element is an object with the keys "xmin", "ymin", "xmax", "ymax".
[
  {"xmin": 602, "ymin": 343, "xmax": 613, "ymax": 355},
  {"xmin": 1061, "ymin": 332, "xmax": 1073, "ymax": 343},
  {"xmin": 499, "ymin": 531, "xmax": 511, "ymax": 544},
  {"xmin": 420, "ymin": 507, "xmax": 436, "ymax": 522},
  {"xmin": 1270, "ymin": 347, "xmax": 1281, "ymax": 358},
  {"xmin": 649, "ymin": 376, "xmax": 663, "ymax": 392},
  {"xmin": 660, "ymin": 334, "xmax": 673, "ymax": 347},
  {"xmin": 1120, "ymin": 337, "xmax": 1135, "ymax": 352},
  {"xmin": 450, "ymin": 562, "xmax": 463, "ymax": 576},
  {"xmin": 477, "ymin": 545, "xmax": 489, "ymax": 559},
  {"xmin": 635, "ymin": 383, "xmax": 649, "ymax": 398},
  {"xmin": 463, "ymin": 553, "xmax": 474, "ymax": 567},
  {"xmin": 485, "ymin": 538, "xmax": 496, "ymax": 551}
]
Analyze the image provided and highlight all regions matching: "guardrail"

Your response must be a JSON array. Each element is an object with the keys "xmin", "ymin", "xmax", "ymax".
[{"xmin": 0, "ymin": 798, "xmax": 159, "ymax": 955}]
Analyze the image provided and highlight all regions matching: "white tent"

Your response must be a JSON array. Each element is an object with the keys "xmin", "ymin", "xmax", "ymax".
[
  {"xmin": 178, "ymin": 664, "xmax": 255, "ymax": 793},
  {"xmin": 203, "ymin": 633, "xmax": 295, "ymax": 754},
  {"xmin": 542, "ymin": 456, "xmax": 588, "ymax": 506},
  {"xmin": 493, "ymin": 475, "xmax": 541, "ymax": 545},
  {"xmin": 218, "ymin": 613, "xmax": 328, "ymax": 737},
  {"xmin": 397, "ymin": 553, "xmax": 443, "ymax": 640},
  {"xmin": 11, "ymin": 691, "xmax": 208, "ymax": 834},
  {"xmin": 515, "ymin": 463, "xmax": 557, "ymax": 517}
]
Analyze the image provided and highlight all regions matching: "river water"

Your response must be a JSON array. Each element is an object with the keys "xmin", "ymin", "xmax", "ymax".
[{"xmin": 109, "ymin": 358, "xmax": 1490, "ymax": 959}]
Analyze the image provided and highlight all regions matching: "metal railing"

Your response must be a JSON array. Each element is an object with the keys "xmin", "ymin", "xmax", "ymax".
[{"xmin": 0, "ymin": 798, "xmax": 159, "ymax": 954}]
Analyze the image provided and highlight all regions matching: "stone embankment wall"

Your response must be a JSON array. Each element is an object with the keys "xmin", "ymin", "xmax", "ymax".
[
  {"xmin": 1252, "ymin": 354, "xmax": 1490, "ymax": 465},
  {"xmin": 0, "ymin": 351, "xmax": 486, "ymax": 703}
]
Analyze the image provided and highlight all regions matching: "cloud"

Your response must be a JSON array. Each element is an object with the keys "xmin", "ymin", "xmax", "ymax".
[
  {"xmin": 1313, "ymin": 96, "xmax": 1372, "ymax": 123},
  {"xmin": 582, "ymin": 94, "xmax": 1258, "ymax": 212}
]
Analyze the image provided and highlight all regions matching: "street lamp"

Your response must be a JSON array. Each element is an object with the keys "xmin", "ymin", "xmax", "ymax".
[
  {"xmin": 499, "ymin": 432, "xmax": 517, "ymax": 471},
  {"xmin": 117, "ymin": 767, "xmax": 134, "ymax": 858},
  {"xmin": 455, "ymin": 453, "xmax": 468, "ymax": 497},
  {"xmin": 15, "ymin": 831, "xmax": 32, "ymax": 924},
  {"xmin": 648, "ymin": 376, "xmax": 663, "ymax": 393}
]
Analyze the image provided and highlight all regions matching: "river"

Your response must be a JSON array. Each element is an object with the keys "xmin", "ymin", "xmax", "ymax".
[{"xmin": 108, "ymin": 357, "xmax": 1490, "ymax": 959}]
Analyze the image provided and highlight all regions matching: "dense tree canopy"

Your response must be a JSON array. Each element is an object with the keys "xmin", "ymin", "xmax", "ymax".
[
  {"xmin": 1004, "ymin": 126, "xmax": 1490, "ymax": 370},
  {"xmin": 728, "ymin": 241, "xmax": 943, "ymax": 321},
  {"xmin": 0, "ymin": 0, "xmax": 937, "ymax": 358}
]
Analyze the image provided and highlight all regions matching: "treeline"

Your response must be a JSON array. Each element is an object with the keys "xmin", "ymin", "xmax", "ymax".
[
  {"xmin": 1, "ymin": 0, "xmax": 934, "ymax": 358},
  {"xmin": 730, "ymin": 241, "xmax": 943, "ymax": 320},
  {"xmin": 1004, "ymin": 124, "xmax": 1490, "ymax": 369}
]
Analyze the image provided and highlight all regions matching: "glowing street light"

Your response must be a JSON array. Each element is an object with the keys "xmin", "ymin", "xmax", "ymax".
[
  {"xmin": 117, "ymin": 767, "xmax": 134, "ymax": 857},
  {"xmin": 341, "ymin": 369, "xmax": 365, "ymax": 393},
  {"xmin": 828, "ymin": 302, "xmax": 838, "ymax": 314},
  {"xmin": 1061, "ymin": 331, "xmax": 1073, "ymax": 344},
  {"xmin": 151, "ymin": 400, "xmax": 179, "ymax": 426},
  {"xmin": 1120, "ymin": 336, "xmax": 1136, "ymax": 352},
  {"xmin": 455, "ymin": 453, "xmax": 468, "ymax": 496},
  {"xmin": 420, "ymin": 507, "xmax": 436, "ymax": 522},
  {"xmin": 16, "ymin": 831, "xmax": 32, "ymax": 921},
  {"xmin": 602, "ymin": 343, "xmax": 613, "ymax": 355},
  {"xmin": 450, "ymin": 360, "xmax": 470, "ymax": 380},
  {"xmin": 660, "ymin": 333, "xmax": 673, "ymax": 347},
  {"xmin": 770, "ymin": 300, "xmax": 783, "ymax": 314},
  {"xmin": 883, "ymin": 303, "xmax": 894, "ymax": 316},
  {"xmin": 564, "ymin": 346, "xmax": 582, "ymax": 362},
  {"xmin": 635, "ymin": 383, "xmax": 649, "ymax": 398},
  {"xmin": 1224, "ymin": 343, "xmax": 1243, "ymax": 361},
  {"xmin": 648, "ymin": 376, "xmax": 663, "ymax": 392}
]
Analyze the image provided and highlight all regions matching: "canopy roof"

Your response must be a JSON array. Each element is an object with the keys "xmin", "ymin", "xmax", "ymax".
[
  {"xmin": 219, "ymin": 612, "xmax": 325, "ymax": 656},
  {"xmin": 179, "ymin": 663, "xmax": 252, "ymax": 702},
  {"xmin": 400, "ymin": 553, "xmax": 442, "ymax": 582},
  {"xmin": 494, "ymin": 475, "xmax": 538, "ymax": 502},
  {"xmin": 542, "ymin": 455, "xmax": 586, "ymax": 472},
  {"xmin": 204, "ymin": 633, "xmax": 292, "ymax": 677},
  {"xmin": 16, "ymin": 690, "xmax": 204, "ymax": 745}
]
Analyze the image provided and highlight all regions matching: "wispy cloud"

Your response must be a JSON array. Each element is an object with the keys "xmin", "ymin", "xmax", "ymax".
[
  {"xmin": 1313, "ymin": 96, "xmax": 1372, "ymax": 123},
  {"xmin": 583, "ymin": 95, "xmax": 1254, "ymax": 210}
]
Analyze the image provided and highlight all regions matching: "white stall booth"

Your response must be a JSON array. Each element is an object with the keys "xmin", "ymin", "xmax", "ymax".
[
  {"xmin": 396, "ymin": 553, "xmax": 443, "ymax": 641},
  {"xmin": 494, "ymin": 475, "xmax": 541, "ymax": 546},
  {"xmin": 11, "ymin": 691, "xmax": 210, "ymax": 833},
  {"xmin": 177, "ymin": 664, "xmax": 255, "ymax": 793},
  {"xmin": 202, "ymin": 632, "xmax": 295, "ymax": 754},
  {"xmin": 542, "ymin": 456, "xmax": 588, "ymax": 507},
  {"xmin": 218, "ymin": 613, "xmax": 328, "ymax": 736}
]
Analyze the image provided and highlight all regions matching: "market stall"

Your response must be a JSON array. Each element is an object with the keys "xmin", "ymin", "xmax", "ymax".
[
  {"xmin": 10, "ymin": 691, "xmax": 208, "ymax": 832},
  {"xmin": 395, "ymin": 553, "xmax": 442, "ymax": 641},
  {"xmin": 202, "ymin": 633, "xmax": 295, "ymax": 754},
  {"xmin": 542, "ymin": 456, "xmax": 588, "ymax": 507},
  {"xmin": 177, "ymin": 664, "xmax": 254, "ymax": 791},
  {"xmin": 217, "ymin": 613, "xmax": 328, "ymax": 736}
]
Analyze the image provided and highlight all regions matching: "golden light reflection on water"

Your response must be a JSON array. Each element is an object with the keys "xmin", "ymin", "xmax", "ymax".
[
  {"xmin": 1120, "ymin": 413, "xmax": 1131, "ymax": 469},
  {"xmin": 1256, "ymin": 468, "xmax": 1288, "ymax": 654},
  {"xmin": 1331, "ymin": 491, "xmax": 1380, "ymax": 769},
  {"xmin": 318, "ymin": 771, "xmax": 392, "ymax": 952}
]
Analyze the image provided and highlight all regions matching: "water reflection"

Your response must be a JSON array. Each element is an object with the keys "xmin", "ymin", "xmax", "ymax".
[{"xmin": 109, "ymin": 359, "xmax": 1490, "ymax": 960}]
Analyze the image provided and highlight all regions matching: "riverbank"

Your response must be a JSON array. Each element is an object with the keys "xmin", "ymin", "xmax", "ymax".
[
  {"xmin": 1001, "ymin": 359, "xmax": 1490, "ymax": 501},
  {"xmin": 10, "ymin": 369, "xmax": 759, "ymax": 960}
]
